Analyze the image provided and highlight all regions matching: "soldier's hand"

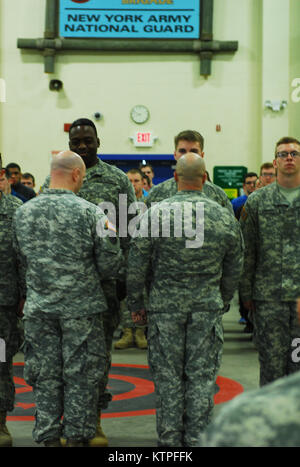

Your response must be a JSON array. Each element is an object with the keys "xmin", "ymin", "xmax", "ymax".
[
  {"xmin": 131, "ymin": 309, "xmax": 147, "ymax": 325},
  {"xmin": 243, "ymin": 300, "xmax": 255, "ymax": 313},
  {"xmin": 17, "ymin": 298, "xmax": 25, "ymax": 317}
]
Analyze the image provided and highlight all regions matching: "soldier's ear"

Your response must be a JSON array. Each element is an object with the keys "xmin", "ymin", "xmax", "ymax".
[{"xmin": 72, "ymin": 167, "xmax": 80, "ymax": 182}]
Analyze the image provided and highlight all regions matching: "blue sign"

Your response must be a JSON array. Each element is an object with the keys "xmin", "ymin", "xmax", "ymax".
[{"xmin": 59, "ymin": 0, "xmax": 200, "ymax": 39}]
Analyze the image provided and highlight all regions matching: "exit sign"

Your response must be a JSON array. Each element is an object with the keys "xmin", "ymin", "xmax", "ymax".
[{"xmin": 131, "ymin": 131, "xmax": 157, "ymax": 147}]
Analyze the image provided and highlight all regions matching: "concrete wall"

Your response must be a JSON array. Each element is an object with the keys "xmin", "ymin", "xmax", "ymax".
[{"xmin": 0, "ymin": 0, "xmax": 297, "ymax": 189}]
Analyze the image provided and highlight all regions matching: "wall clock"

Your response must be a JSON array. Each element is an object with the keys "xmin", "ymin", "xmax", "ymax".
[{"xmin": 130, "ymin": 105, "xmax": 150, "ymax": 124}]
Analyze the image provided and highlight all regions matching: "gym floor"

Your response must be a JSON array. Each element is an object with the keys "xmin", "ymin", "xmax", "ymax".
[{"xmin": 7, "ymin": 292, "xmax": 259, "ymax": 448}]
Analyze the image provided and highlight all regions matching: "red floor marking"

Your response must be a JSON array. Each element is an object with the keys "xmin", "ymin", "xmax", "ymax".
[
  {"xmin": 7, "ymin": 363, "xmax": 244, "ymax": 421},
  {"xmin": 102, "ymin": 409, "xmax": 156, "ymax": 419},
  {"xmin": 110, "ymin": 374, "xmax": 154, "ymax": 401},
  {"xmin": 215, "ymin": 375, "xmax": 244, "ymax": 404}
]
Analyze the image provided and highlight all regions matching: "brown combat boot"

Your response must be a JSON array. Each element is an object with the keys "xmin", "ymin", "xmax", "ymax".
[
  {"xmin": 88, "ymin": 413, "xmax": 108, "ymax": 447},
  {"xmin": 135, "ymin": 328, "xmax": 148, "ymax": 349},
  {"xmin": 114, "ymin": 328, "xmax": 134, "ymax": 349},
  {"xmin": 65, "ymin": 439, "xmax": 85, "ymax": 447},
  {"xmin": 0, "ymin": 411, "xmax": 13, "ymax": 447}
]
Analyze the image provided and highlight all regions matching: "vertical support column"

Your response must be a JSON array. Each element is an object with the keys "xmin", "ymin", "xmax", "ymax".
[
  {"xmin": 261, "ymin": 0, "xmax": 290, "ymax": 162},
  {"xmin": 201, "ymin": 0, "xmax": 213, "ymax": 40},
  {"xmin": 44, "ymin": 0, "xmax": 58, "ymax": 73},
  {"xmin": 200, "ymin": 0, "xmax": 214, "ymax": 76}
]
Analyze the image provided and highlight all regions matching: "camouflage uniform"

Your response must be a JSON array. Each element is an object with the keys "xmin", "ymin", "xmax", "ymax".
[
  {"xmin": 0, "ymin": 193, "xmax": 23, "ymax": 413},
  {"xmin": 120, "ymin": 196, "xmax": 147, "ymax": 331},
  {"xmin": 199, "ymin": 370, "xmax": 300, "ymax": 447},
  {"xmin": 145, "ymin": 176, "xmax": 234, "ymax": 215},
  {"xmin": 127, "ymin": 190, "xmax": 244, "ymax": 446},
  {"xmin": 42, "ymin": 159, "xmax": 136, "ymax": 409},
  {"xmin": 12, "ymin": 188, "xmax": 123, "ymax": 443},
  {"xmin": 240, "ymin": 182, "xmax": 300, "ymax": 386}
]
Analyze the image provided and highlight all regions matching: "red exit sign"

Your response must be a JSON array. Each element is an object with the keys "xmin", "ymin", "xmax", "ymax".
[{"xmin": 132, "ymin": 131, "xmax": 157, "ymax": 147}]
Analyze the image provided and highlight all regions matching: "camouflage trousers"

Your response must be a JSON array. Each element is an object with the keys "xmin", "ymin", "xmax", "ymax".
[
  {"xmin": 0, "ymin": 305, "xmax": 23, "ymax": 412},
  {"xmin": 253, "ymin": 300, "xmax": 300, "ymax": 387},
  {"xmin": 24, "ymin": 313, "xmax": 106, "ymax": 443},
  {"xmin": 99, "ymin": 281, "xmax": 121, "ymax": 411},
  {"xmin": 147, "ymin": 310, "xmax": 224, "ymax": 447}
]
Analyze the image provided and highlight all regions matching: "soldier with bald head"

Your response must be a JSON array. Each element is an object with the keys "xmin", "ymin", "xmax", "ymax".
[
  {"xmin": 127, "ymin": 153, "xmax": 244, "ymax": 447},
  {"xmin": 41, "ymin": 120, "xmax": 136, "ymax": 446},
  {"xmin": 12, "ymin": 151, "xmax": 123, "ymax": 447}
]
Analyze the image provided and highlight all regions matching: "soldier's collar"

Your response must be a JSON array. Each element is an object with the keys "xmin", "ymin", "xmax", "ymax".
[{"xmin": 42, "ymin": 188, "xmax": 76, "ymax": 195}]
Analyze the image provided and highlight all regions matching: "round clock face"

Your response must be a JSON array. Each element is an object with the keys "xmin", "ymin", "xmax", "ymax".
[{"xmin": 130, "ymin": 105, "xmax": 150, "ymax": 124}]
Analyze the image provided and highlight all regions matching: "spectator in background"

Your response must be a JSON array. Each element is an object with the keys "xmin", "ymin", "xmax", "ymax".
[
  {"xmin": 141, "ymin": 173, "xmax": 151, "ymax": 196},
  {"xmin": 140, "ymin": 164, "xmax": 155, "ymax": 190},
  {"xmin": 231, "ymin": 172, "xmax": 258, "ymax": 220},
  {"xmin": 255, "ymin": 178, "xmax": 263, "ymax": 190},
  {"xmin": 259, "ymin": 162, "xmax": 276, "ymax": 187},
  {"xmin": 146, "ymin": 130, "xmax": 234, "ymax": 215},
  {"xmin": 0, "ymin": 168, "xmax": 26, "ymax": 203},
  {"xmin": 232, "ymin": 172, "xmax": 258, "ymax": 333},
  {"xmin": 21, "ymin": 173, "xmax": 36, "ymax": 192},
  {"xmin": 127, "ymin": 168, "xmax": 147, "ymax": 201},
  {"xmin": 114, "ymin": 168, "xmax": 148, "ymax": 351},
  {"xmin": 6, "ymin": 163, "xmax": 36, "ymax": 200},
  {"xmin": 240, "ymin": 137, "xmax": 300, "ymax": 387}
]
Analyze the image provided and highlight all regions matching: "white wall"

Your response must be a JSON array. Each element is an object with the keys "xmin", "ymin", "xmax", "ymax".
[
  {"xmin": 0, "ymin": 0, "xmax": 296, "ymax": 189},
  {"xmin": 289, "ymin": 0, "xmax": 300, "ymax": 140}
]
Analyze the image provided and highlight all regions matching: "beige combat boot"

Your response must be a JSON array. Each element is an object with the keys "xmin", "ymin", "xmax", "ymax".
[
  {"xmin": 135, "ymin": 328, "xmax": 148, "ymax": 350},
  {"xmin": 65, "ymin": 439, "xmax": 85, "ymax": 447},
  {"xmin": 0, "ymin": 411, "xmax": 13, "ymax": 447},
  {"xmin": 88, "ymin": 412, "xmax": 108, "ymax": 447},
  {"xmin": 114, "ymin": 328, "xmax": 134, "ymax": 349}
]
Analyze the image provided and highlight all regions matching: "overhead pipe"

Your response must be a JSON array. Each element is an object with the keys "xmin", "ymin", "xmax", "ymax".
[{"xmin": 17, "ymin": 38, "xmax": 238, "ymax": 53}]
